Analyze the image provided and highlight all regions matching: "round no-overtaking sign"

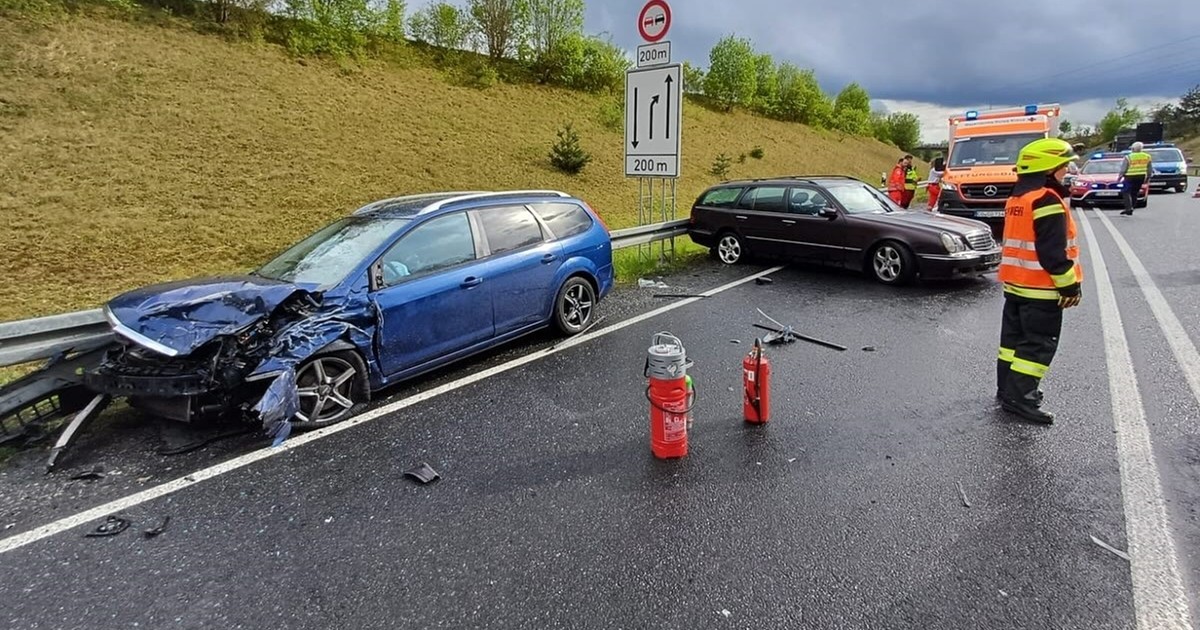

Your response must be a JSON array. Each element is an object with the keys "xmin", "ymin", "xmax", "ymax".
[{"xmin": 638, "ymin": 0, "xmax": 671, "ymax": 43}]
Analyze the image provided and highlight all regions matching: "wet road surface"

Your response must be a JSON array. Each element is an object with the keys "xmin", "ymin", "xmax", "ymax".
[{"xmin": 2, "ymin": 184, "xmax": 1198, "ymax": 629}]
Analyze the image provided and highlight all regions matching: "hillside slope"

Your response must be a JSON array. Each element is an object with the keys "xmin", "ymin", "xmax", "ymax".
[{"xmin": 0, "ymin": 8, "xmax": 915, "ymax": 322}]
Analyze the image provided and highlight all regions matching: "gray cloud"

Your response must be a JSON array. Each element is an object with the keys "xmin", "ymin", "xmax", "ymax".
[
  {"xmin": 408, "ymin": 0, "xmax": 1200, "ymax": 119},
  {"xmin": 587, "ymin": 1, "xmax": 1199, "ymax": 105}
]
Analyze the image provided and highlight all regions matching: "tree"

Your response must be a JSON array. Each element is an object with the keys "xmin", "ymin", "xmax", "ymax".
[
  {"xmin": 1178, "ymin": 84, "xmax": 1200, "ymax": 133},
  {"xmin": 703, "ymin": 35, "xmax": 757, "ymax": 112},
  {"xmin": 775, "ymin": 63, "xmax": 831, "ymax": 128},
  {"xmin": 1097, "ymin": 97, "xmax": 1143, "ymax": 142},
  {"xmin": 468, "ymin": 0, "xmax": 525, "ymax": 60},
  {"xmin": 546, "ymin": 33, "xmax": 629, "ymax": 93},
  {"xmin": 681, "ymin": 61, "xmax": 705, "ymax": 96},
  {"xmin": 523, "ymin": 0, "xmax": 584, "ymax": 60},
  {"xmin": 831, "ymin": 82, "xmax": 872, "ymax": 135},
  {"xmin": 548, "ymin": 122, "xmax": 591, "ymax": 174},
  {"xmin": 752, "ymin": 53, "xmax": 779, "ymax": 116},
  {"xmin": 880, "ymin": 112, "xmax": 920, "ymax": 151},
  {"xmin": 1058, "ymin": 120, "xmax": 1072, "ymax": 137}
]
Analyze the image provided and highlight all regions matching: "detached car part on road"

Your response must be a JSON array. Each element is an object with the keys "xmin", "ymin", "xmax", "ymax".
[
  {"xmin": 687, "ymin": 176, "xmax": 1001, "ymax": 285},
  {"xmin": 54, "ymin": 190, "xmax": 613, "ymax": 461}
]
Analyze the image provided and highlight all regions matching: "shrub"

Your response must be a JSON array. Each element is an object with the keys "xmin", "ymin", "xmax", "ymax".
[
  {"xmin": 549, "ymin": 122, "xmax": 591, "ymax": 174},
  {"xmin": 749, "ymin": 146, "xmax": 764, "ymax": 159},
  {"xmin": 710, "ymin": 153, "xmax": 733, "ymax": 178},
  {"xmin": 596, "ymin": 98, "xmax": 622, "ymax": 132}
]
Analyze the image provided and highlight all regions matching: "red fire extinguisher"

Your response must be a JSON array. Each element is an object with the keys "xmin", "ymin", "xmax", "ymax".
[
  {"xmin": 743, "ymin": 338, "xmax": 771, "ymax": 424},
  {"xmin": 646, "ymin": 333, "xmax": 691, "ymax": 459}
]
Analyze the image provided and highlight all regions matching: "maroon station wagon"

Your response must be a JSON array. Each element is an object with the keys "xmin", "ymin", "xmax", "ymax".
[{"xmin": 686, "ymin": 176, "xmax": 1002, "ymax": 285}]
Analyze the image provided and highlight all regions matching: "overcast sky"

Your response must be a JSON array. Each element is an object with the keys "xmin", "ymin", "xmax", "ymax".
[{"xmin": 410, "ymin": 0, "xmax": 1200, "ymax": 143}]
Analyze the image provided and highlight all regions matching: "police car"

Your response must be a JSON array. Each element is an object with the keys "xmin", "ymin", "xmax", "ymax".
[
  {"xmin": 1143, "ymin": 142, "xmax": 1191, "ymax": 193},
  {"xmin": 1068, "ymin": 152, "xmax": 1149, "ymax": 209}
]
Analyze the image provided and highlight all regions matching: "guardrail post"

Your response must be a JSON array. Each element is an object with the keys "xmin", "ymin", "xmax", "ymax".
[{"xmin": 637, "ymin": 177, "xmax": 679, "ymax": 264}]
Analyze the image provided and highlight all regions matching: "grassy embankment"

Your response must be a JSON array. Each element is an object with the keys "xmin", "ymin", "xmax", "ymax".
[{"xmin": 0, "ymin": 4, "xmax": 919, "ymax": 327}]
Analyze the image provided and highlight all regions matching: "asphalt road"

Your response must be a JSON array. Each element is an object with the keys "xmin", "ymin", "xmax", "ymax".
[{"xmin": 2, "ymin": 184, "xmax": 1199, "ymax": 630}]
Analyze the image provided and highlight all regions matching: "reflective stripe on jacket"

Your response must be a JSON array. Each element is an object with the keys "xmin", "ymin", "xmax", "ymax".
[{"xmin": 997, "ymin": 188, "xmax": 1082, "ymax": 300}]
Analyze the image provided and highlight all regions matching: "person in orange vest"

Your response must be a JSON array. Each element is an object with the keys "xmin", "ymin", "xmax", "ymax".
[
  {"xmin": 995, "ymin": 137, "xmax": 1083, "ymax": 424},
  {"xmin": 887, "ymin": 155, "xmax": 909, "ymax": 206}
]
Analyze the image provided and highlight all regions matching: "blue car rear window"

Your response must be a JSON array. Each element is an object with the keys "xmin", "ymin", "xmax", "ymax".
[{"xmin": 530, "ymin": 202, "xmax": 593, "ymax": 240}]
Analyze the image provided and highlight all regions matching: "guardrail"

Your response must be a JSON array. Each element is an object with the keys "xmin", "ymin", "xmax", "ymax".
[{"xmin": 0, "ymin": 219, "xmax": 692, "ymax": 370}]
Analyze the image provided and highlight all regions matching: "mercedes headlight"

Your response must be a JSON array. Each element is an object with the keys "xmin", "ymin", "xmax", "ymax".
[
  {"xmin": 940, "ymin": 181, "xmax": 957, "ymax": 191},
  {"xmin": 940, "ymin": 232, "xmax": 966, "ymax": 254}
]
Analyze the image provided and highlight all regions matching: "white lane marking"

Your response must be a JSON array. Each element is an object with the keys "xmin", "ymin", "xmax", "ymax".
[
  {"xmin": 1094, "ymin": 209, "xmax": 1200, "ymax": 407},
  {"xmin": 1075, "ymin": 209, "xmax": 1194, "ymax": 629},
  {"xmin": 0, "ymin": 266, "xmax": 786, "ymax": 555}
]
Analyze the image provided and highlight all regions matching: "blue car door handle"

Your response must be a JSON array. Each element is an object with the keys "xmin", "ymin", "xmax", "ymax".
[
  {"xmin": 461, "ymin": 276, "xmax": 483, "ymax": 288},
  {"xmin": 541, "ymin": 253, "xmax": 557, "ymax": 264}
]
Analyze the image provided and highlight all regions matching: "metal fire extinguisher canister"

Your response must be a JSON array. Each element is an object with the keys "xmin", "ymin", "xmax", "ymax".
[
  {"xmin": 743, "ymin": 338, "xmax": 771, "ymax": 424},
  {"xmin": 646, "ymin": 332, "xmax": 692, "ymax": 459}
]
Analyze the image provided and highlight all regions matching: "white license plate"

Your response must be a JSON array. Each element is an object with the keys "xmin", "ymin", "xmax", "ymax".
[
  {"xmin": 1095, "ymin": 191, "xmax": 1119, "ymax": 196},
  {"xmin": 974, "ymin": 210, "xmax": 1005, "ymax": 218}
]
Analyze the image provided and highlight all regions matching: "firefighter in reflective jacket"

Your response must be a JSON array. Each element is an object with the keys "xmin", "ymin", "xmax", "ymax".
[
  {"xmin": 902, "ymin": 162, "xmax": 920, "ymax": 208},
  {"xmin": 995, "ymin": 138, "xmax": 1083, "ymax": 424}
]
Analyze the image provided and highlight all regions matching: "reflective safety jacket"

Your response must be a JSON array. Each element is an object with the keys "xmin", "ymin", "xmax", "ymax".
[
  {"xmin": 998, "ymin": 181, "xmax": 1083, "ymax": 300},
  {"xmin": 1125, "ymin": 151, "xmax": 1151, "ymax": 177},
  {"xmin": 904, "ymin": 166, "xmax": 919, "ymax": 190}
]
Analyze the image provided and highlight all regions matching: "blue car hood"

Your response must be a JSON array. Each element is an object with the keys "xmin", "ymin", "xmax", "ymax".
[{"xmin": 105, "ymin": 275, "xmax": 311, "ymax": 356}]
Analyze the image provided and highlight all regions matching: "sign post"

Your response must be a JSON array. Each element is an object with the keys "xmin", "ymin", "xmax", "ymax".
[{"xmin": 626, "ymin": 0, "xmax": 679, "ymax": 263}]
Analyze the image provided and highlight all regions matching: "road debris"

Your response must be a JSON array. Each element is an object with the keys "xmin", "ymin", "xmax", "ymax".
[
  {"xmin": 1089, "ymin": 534, "xmax": 1130, "ymax": 561},
  {"xmin": 720, "ymin": 609, "xmax": 732, "ymax": 618},
  {"xmin": 652, "ymin": 293, "xmax": 709, "ymax": 299},
  {"xmin": 730, "ymin": 339, "xmax": 741, "ymax": 344},
  {"xmin": 956, "ymin": 481, "xmax": 971, "ymax": 507},
  {"xmin": 753, "ymin": 308, "xmax": 847, "ymax": 351},
  {"xmin": 755, "ymin": 277, "xmax": 773, "ymax": 285},
  {"xmin": 69, "ymin": 465, "xmax": 106, "ymax": 481},
  {"xmin": 862, "ymin": 346, "xmax": 877, "ymax": 352},
  {"xmin": 143, "ymin": 516, "xmax": 171, "ymax": 538},
  {"xmin": 638, "ymin": 278, "xmax": 669, "ymax": 289},
  {"xmin": 403, "ymin": 462, "xmax": 441, "ymax": 484},
  {"xmin": 84, "ymin": 515, "xmax": 130, "ymax": 538}
]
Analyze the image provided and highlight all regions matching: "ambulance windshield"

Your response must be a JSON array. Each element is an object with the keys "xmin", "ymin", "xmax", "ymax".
[{"xmin": 949, "ymin": 133, "xmax": 1045, "ymax": 167}]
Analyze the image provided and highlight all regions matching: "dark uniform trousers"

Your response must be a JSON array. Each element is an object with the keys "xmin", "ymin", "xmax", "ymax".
[
  {"xmin": 1123, "ymin": 175, "xmax": 1146, "ymax": 213},
  {"xmin": 997, "ymin": 293, "xmax": 1063, "ymax": 404}
]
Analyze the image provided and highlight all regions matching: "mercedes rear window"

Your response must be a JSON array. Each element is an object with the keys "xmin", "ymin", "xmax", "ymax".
[{"xmin": 699, "ymin": 187, "xmax": 744, "ymax": 207}]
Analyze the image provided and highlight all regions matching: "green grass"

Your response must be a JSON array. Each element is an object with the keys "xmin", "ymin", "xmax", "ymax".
[{"xmin": 0, "ymin": 5, "xmax": 922, "ymax": 324}]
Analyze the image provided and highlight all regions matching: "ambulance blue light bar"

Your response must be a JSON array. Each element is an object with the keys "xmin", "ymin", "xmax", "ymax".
[
  {"xmin": 1092, "ymin": 152, "xmax": 1104, "ymax": 158},
  {"xmin": 1024, "ymin": 104, "xmax": 1038, "ymax": 115},
  {"xmin": 965, "ymin": 110, "xmax": 978, "ymax": 120}
]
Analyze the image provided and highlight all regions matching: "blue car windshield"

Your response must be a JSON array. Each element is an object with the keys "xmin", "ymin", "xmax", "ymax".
[{"xmin": 255, "ymin": 216, "xmax": 411, "ymax": 289}]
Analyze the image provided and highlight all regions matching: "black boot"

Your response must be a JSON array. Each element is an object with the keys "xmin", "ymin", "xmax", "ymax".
[{"xmin": 1001, "ymin": 374, "xmax": 1053, "ymax": 423}]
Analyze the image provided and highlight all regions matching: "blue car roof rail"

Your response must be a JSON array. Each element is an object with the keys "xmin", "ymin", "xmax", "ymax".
[
  {"xmin": 418, "ymin": 190, "xmax": 573, "ymax": 214},
  {"xmin": 351, "ymin": 191, "xmax": 485, "ymax": 216}
]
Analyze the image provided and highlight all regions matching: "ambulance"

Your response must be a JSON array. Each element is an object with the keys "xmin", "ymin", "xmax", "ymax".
[{"xmin": 936, "ymin": 104, "xmax": 1062, "ymax": 236}]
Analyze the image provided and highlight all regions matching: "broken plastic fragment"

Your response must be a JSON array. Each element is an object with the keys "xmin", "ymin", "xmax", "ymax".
[
  {"xmin": 755, "ymin": 277, "xmax": 773, "ymax": 285},
  {"xmin": 85, "ymin": 515, "xmax": 130, "ymax": 538},
  {"xmin": 862, "ymin": 346, "xmax": 877, "ymax": 352},
  {"xmin": 403, "ymin": 462, "xmax": 441, "ymax": 484},
  {"xmin": 720, "ymin": 609, "xmax": 732, "ymax": 618},
  {"xmin": 144, "ymin": 516, "xmax": 171, "ymax": 538},
  {"xmin": 69, "ymin": 466, "xmax": 106, "ymax": 481},
  {"xmin": 1089, "ymin": 534, "xmax": 1130, "ymax": 561},
  {"xmin": 637, "ymin": 278, "xmax": 669, "ymax": 289},
  {"xmin": 253, "ymin": 368, "xmax": 299, "ymax": 446}
]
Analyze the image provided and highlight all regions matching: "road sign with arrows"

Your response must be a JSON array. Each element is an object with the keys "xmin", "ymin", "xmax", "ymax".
[{"xmin": 625, "ymin": 63, "xmax": 681, "ymax": 178}]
